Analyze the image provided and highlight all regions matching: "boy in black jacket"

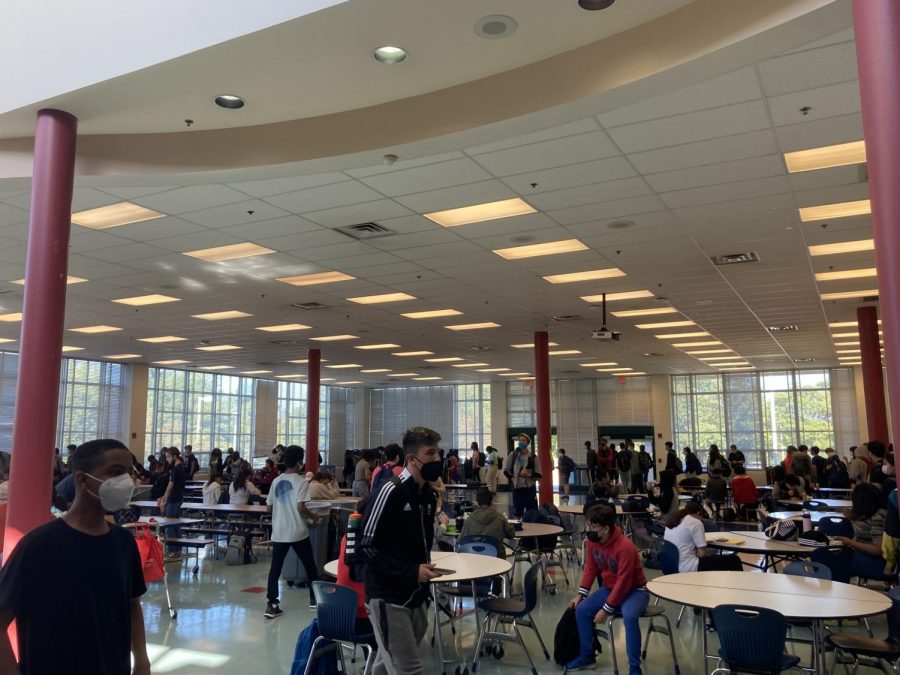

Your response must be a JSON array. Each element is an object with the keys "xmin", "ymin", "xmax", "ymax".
[{"xmin": 359, "ymin": 426, "xmax": 443, "ymax": 675}]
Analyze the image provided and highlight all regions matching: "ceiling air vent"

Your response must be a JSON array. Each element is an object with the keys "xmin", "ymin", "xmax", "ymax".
[
  {"xmin": 793, "ymin": 358, "xmax": 816, "ymax": 363},
  {"xmin": 335, "ymin": 222, "xmax": 394, "ymax": 240},
  {"xmin": 269, "ymin": 340, "xmax": 301, "ymax": 345},
  {"xmin": 712, "ymin": 252, "xmax": 759, "ymax": 266},
  {"xmin": 767, "ymin": 324, "xmax": 798, "ymax": 332},
  {"xmin": 291, "ymin": 302, "xmax": 328, "ymax": 310},
  {"xmin": 643, "ymin": 352, "xmax": 666, "ymax": 358},
  {"xmin": 468, "ymin": 345, "xmax": 492, "ymax": 352},
  {"xmin": 552, "ymin": 314, "xmax": 583, "ymax": 322}
]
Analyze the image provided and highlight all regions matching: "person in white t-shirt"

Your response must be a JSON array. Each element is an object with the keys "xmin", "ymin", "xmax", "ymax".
[
  {"xmin": 663, "ymin": 502, "xmax": 742, "ymax": 572},
  {"xmin": 264, "ymin": 445, "xmax": 322, "ymax": 619}
]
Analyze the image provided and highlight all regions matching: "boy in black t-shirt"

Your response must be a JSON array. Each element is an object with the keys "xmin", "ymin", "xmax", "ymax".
[{"xmin": 0, "ymin": 439, "xmax": 149, "ymax": 675}]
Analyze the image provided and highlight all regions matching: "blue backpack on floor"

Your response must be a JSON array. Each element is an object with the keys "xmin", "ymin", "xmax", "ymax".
[{"xmin": 291, "ymin": 619, "xmax": 339, "ymax": 675}]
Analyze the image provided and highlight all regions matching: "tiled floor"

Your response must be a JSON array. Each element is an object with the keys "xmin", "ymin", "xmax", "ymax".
[{"xmin": 139, "ymin": 493, "xmax": 883, "ymax": 674}]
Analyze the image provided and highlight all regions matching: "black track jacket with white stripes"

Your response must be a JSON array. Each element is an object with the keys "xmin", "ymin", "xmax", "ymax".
[{"xmin": 358, "ymin": 468, "xmax": 437, "ymax": 607}]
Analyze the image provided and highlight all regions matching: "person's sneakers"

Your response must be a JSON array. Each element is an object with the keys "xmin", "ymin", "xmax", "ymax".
[
  {"xmin": 309, "ymin": 600, "xmax": 318, "ymax": 612},
  {"xmin": 564, "ymin": 655, "xmax": 596, "ymax": 670},
  {"xmin": 264, "ymin": 602, "xmax": 283, "ymax": 619}
]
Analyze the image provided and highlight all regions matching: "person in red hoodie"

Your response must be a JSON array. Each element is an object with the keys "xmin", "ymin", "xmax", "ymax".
[{"xmin": 565, "ymin": 503, "xmax": 649, "ymax": 673}]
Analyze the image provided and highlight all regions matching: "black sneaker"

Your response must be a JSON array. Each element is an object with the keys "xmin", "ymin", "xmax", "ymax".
[
  {"xmin": 264, "ymin": 603, "xmax": 283, "ymax": 619},
  {"xmin": 309, "ymin": 601, "xmax": 317, "ymax": 612}
]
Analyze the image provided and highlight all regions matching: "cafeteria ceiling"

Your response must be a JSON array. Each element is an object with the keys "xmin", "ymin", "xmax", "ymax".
[{"xmin": 0, "ymin": 0, "xmax": 877, "ymax": 387}]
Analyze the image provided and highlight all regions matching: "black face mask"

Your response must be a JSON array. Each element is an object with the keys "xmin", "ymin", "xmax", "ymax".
[
  {"xmin": 585, "ymin": 531, "xmax": 601, "ymax": 543},
  {"xmin": 418, "ymin": 458, "xmax": 443, "ymax": 482}
]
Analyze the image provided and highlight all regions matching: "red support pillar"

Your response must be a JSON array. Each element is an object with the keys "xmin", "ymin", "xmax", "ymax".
[
  {"xmin": 854, "ymin": 0, "xmax": 900, "ymax": 446},
  {"xmin": 2, "ymin": 110, "xmax": 77, "ymax": 558},
  {"xmin": 305, "ymin": 348, "xmax": 321, "ymax": 472},
  {"xmin": 534, "ymin": 331, "xmax": 552, "ymax": 506},
  {"xmin": 857, "ymin": 306, "xmax": 888, "ymax": 442}
]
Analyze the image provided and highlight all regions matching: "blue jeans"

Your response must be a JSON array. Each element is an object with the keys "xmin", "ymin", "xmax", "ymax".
[
  {"xmin": 164, "ymin": 500, "xmax": 182, "ymax": 550},
  {"xmin": 851, "ymin": 550, "xmax": 888, "ymax": 579},
  {"xmin": 576, "ymin": 586, "xmax": 649, "ymax": 670}
]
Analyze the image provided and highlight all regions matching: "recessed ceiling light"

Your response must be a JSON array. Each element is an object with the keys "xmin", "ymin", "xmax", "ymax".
[
  {"xmin": 815, "ymin": 267, "xmax": 877, "ymax": 282},
  {"xmin": 549, "ymin": 350, "xmax": 582, "ymax": 356},
  {"xmin": 425, "ymin": 357, "xmax": 464, "ymax": 363},
  {"xmin": 809, "ymin": 240, "xmax": 875, "ymax": 257},
  {"xmin": 183, "ymin": 242, "xmax": 275, "ymax": 262},
  {"xmin": 373, "ymin": 45, "xmax": 408, "ymax": 64},
  {"xmin": 686, "ymin": 349, "xmax": 733, "ymax": 355},
  {"xmin": 424, "ymin": 198, "xmax": 535, "ymax": 227},
  {"xmin": 636, "ymin": 320, "xmax": 695, "ymax": 329},
  {"xmin": 392, "ymin": 351, "xmax": 434, "ymax": 357},
  {"xmin": 338, "ymin": 380, "xmax": 364, "ymax": 385},
  {"xmin": 214, "ymin": 94, "xmax": 245, "ymax": 109},
  {"xmin": 240, "ymin": 370, "xmax": 272, "ymax": 375},
  {"xmin": 154, "ymin": 359, "xmax": 189, "ymax": 365},
  {"xmin": 69, "ymin": 325, "xmax": 122, "ymax": 334},
  {"xmin": 445, "ymin": 322, "xmax": 500, "ymax": 331},
  {"xmin": 799, "ymin": 200, "xmax": 871, "ymax": 222},
  {"xmin": 714, "ymin": 362, "xmax": 751, "ymax": 367},
  {"xmin": 580, "ymin": 362, "xmax": 617, "ymax": 367},
  {"xmin": 832, "ymin": 331, "xmax": 862, "ymax": 338},
  {"xmin": 388, "ymin": 372, "xmax": 419, "ymax": 377},
  {"xmin": 820, "ymin": 289, "xmax": 879, "ymax": 300},
  {"xmin": 830, "ymin": 320, "xmax": 880, "ymax": 328},
  {"xmin": 138, "ymin": 336, "xmax": 186, "ymax": 343},
  {"xmin": 581, "ymin": 291, "xmax": 655, "ymax": 302},
  {"xmin": 276, "ymin": 374, "xmax": 305, "ymax": 379},
  {"xmin": 655, "ymin": 332, "xmax": 710, "ymax": 339},
  {"xmin": 451, "ymin": 362, "xmax": 489, "ymax": 368},
  {"xmin": 103, "ymin": 353, "xmax": 141, "ymax": 359},
  {"xmin": 401, "ymin": 309, "xmax": 463, "ymax": 319},
  {"xmin": 192, "ymin": 310, "xmax": 252, "ymax": 321},
  {"xmin": 361, "ymin": 368, "xmax": 391, "ymax": 373},
  {"xmin": 413, "ymin": 376, "xmax": 443, "ymax": 381},
  {"xmin": 784, "ymin": 140, "xmax": 866, "ymax": 173},
  {"xmin": 325, "ymin": 364, "xmax": 363, "ymax": 369},
  {"xmin": 310, "ymin": 335, "xmax": 358, "ymax": 341},
  {"xmin": 500, "ymin": 372, "xmax": 531, "ymax": 376},
  {"xmin": 12, "ymin": 275, "xmax": 87, "ymax": 285},
  {"xmin": 355, "ymin": 343, "xmax": 400, "ymax": 350},
  {"xmin": 201, "ymin": 365, "xmax": 234, "ymax": 370},
  {"xmin": 196, "ymin": 345, "xmax": 241, "ymax": 352},
  {"xmin": 256, "ymin": 324, "xmax": 311, "ymax": 332},
  {"xmin": 61, "ymin": 346, "xmax": 83, "ymax": 352},
  {"xmin": 347, "ymin": 292, "xmax": 416, "ymax": 304},
  {"xmin": 612, "ymin": 307, "xmax": 678, "ymax": 318},
  {"xmin": 672, "ymin": 341, "xmax": 722, "ymax": 348},
  {"xmin": 286, "ymin": 358, "xmax": 328, "ymax": 365},
  {"xmin": 72, "ymin": 202, "xmax": 165, "ymax": 230},
  {"xmin": 276, "ymin": 271, "xmax": 356, "ymax": 286},
  {"xmin": 477, "ymin": 367, "xmax": 511, "ymax": 372},
  {"xmin": 493, "ymin": 239, "xmax": 588, "ymax": 260},
  {"xmin": 112, "ymin": 294, "xmax": 180, "ymax": 306},
  {"xmin": 511, "ymin": 342, "xmax": 559, "ymax": 348},
  {"xmin": 543, "ymin": 268, "xmax": 625, "ymax": 284}
]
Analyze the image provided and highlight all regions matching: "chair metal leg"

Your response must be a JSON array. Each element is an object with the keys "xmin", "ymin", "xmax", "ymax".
[
  {"xmin": 525, "ymin": 613, "xmax": 550, "ymax": 660},
  {"xmin": 676, "ymin": 604, "xmax": 686, "ymax": 628},
  {"xmin": 471, "ymin": 612, "xmax": 491, "ymax": 673},
  {"xmin": 658, "ymin": 612, "xmax": 681, "ymax": 675},
  {"xmin": 361, "ymin": 644, "xmax": 374, "ymax": 675},
  {"xmin": 513, "ymin": 622, "xmax": 539, "ymax": 675},
  {"xmin": 606, "ymin": 617, "xmax": 620, "ymax": 675},
  {"xmin": 302, "ymin": 636, "xmax": 325, "ymax": 675}
]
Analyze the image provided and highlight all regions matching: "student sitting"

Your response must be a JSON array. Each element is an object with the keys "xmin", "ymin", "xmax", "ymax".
[
  {"xmin": 566, "ymin": 504, "xmax": 649, "ymax": 673},
  {"xmin": 583, "ymin": 470, "xmax": 618, "ymax": 514},
  {"xmin": 229, "ymin": 468, "xmax": 262, "ymax": 505},
  {"xmin": 664, "ymin": 502, "xmax": 743, "ymax": 571},
  {"xmin": 730, "ymin": 465, "xmax": 758, "ymax": 519},
  {"xmin": 836, "ymin": 482, "xmax": 890, "ymax": 579},
  {"xmin": 309, "ymin": 471, "xmax": 339, "ymax": 500},
  {"xmin": 649, "ymin": 470, "xmax": 679, "ymax": 521},
  {"xmin": 460, "ymin": 487, "xmax": 515, "ymax": 556},
  {"xmin": 773, "ymin": 470, "xmax": 806, "ymax": 501},
  {"xmin": 202, "ymin": 474, "xmax": 224, "ymax": 505},
  {"xmin": 703, "ymin": 469, "xmax": 728, "ymax": 517}
]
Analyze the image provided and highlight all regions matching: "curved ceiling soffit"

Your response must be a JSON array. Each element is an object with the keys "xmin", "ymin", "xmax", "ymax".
[{"xmin": 0, "ymin": 0, "xmax": 847, "ymax": 181}]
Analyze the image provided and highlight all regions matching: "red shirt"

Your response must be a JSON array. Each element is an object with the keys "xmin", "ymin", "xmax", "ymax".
[
  {"xmin": 597, "ymin": 447, "xmax": 614, "ymax": 470},
  {"xmin": 337, "ymin": 536, "xmax": 367, "ymax": 618},
  {"xmin": 579, "ymin": 526, "xmax": 646, "ymax": 611},
  {"xmin": 731, "ymin": 475, "xmax": 758, "ymax": 505}
]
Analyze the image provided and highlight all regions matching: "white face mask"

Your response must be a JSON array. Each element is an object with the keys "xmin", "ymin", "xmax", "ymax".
[{"xmin": 86, "ymin": 473, "xmax": 135, "ymax": 512}]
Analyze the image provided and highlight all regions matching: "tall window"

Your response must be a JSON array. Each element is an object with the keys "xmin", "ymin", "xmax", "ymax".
[
  {"xmin": 455, "ymin": 384, "xmax": 492, "ymax": 450},
  {"xmin": 146, "ymin": 368, "xmax": 255, "ymax": 467},
  {"xmin": 57, "ymin": 358, "xmax": 129, "ymax": 452},
  {"xmin": 671, "ymin": 369, "xmax": 851, "ymax": 468},
  {"xmin": 275, "ymin": 381, "xmax": 327, "ymax": 453}
]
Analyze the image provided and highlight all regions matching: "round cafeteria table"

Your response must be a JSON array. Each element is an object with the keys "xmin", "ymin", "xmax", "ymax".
[
  {"xmin": 322, "ymin": 549, "xmax": 454, "ymax": 578},
  {"xmin": 767, "ymin": 510, "xmax": 833, "ymax": 524},
  {"xmin": 648, "ymin": 571, "xmax": 890, "ymax": 675},
  {"xmin": 704, "ymin": 530, "xmax": 818, "ymax": 572},
  {"xmin": 778, "ymin": 498, "xmax": 851, "ymax": 510}
]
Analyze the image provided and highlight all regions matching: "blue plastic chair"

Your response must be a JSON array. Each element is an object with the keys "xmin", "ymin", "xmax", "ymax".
[
  {"xmin": 458, "ymin": 534, "xmax": 502, "ymax": 553},
  {"xmin": 826, "ymin": 587, "xmax": 900, "ymax": 670},
  {"xmin": 817, "ymin": 515, "xmax": 854, "ymax": 538},
  {"xmin": 783, "ymin": 561, "xmax": 831, "ymax": 580},
  {"xmin": 305, "ymin": 582, "xmax": 374, "ymax": 675},
  {"xmin": 711, "ymin": 604, "xmax": 801, "ymax": 675},
  {"xmin": 810, "ymin": 546, "xmax": 853, "ymax": 583},
  {"xmin": 803, "ymin": 500, "xmax": 829, "ymax": 512},
  {"xmin": 659, "ymin": 541, "xmax": 688, "ymax": 628}
]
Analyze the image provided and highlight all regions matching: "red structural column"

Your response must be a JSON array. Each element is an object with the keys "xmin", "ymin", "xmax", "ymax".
[
  {"xmin": 2, "ymin": 110, "xmax": 77, "ymax": 558},
  {"xmin": 305, "ymin": 348, "xmax": 321, "ymax": 472},
  {"xmin": 857, "ymin": 306, "xmax": 888, "ymax": 441},
  {"xmin": 534, "ymin": 331, "xmax": 552, "ymax": 506},
  {"xmin": 854, "ymin": 1, "xmax": 900, "ymax": 446}
]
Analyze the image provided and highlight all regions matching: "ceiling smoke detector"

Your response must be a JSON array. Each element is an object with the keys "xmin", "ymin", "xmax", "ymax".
[
  {"xmin": 291, "ymin": 302, "xmax": 329, "ymax": 310},
  {"xmin": 578, "ymin": 0, "xmax": 616, "ymax": 9},
  {"xmin": 767, "ymin": 325, "xmax": 798, "ymax": 332},
  {"xmin": 474, "ymin": 15, "xmax": 518, "ymax": 39},
  {"xmin": 607, "ymin": 219, "xmax": 634, "ymax": 230},
  {"xmin": 712, "ymin": 252, "xmax": 760, "ymax": 266},
  {"xmin": 552, "ymin": 314, "xmax": 583, "ymax": 322},
  {"xmin": 643, "ymin": 352, "xmax": 666, "ymax": 358}
]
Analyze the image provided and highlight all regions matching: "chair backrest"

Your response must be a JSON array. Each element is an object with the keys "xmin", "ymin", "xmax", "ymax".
[
  {"xmin": 810, "ymin": 546, "xmax": 853, "ymax": 583},
  {"xmin": 886, "ymin": 587, "xmax": 900, "ymax": 642},
  {"xmin": 659, "ymin": 540, "xmax": 680, "ymax": 576},
  {"xmin": 817, "ymin": 515, "xmax": 854, "ymax": 538},
  {"xmin": 712, "ymin": 604, "xmax": 789, "ymax": 672},
  {"xmin": 457, "ymin": 541, "xmax": 498, "ymax": 557},
  {"xmin": 522, "ymin": 561, "xmax": 543, "ymax": 614},
  {"xmin": 804, "ymin": 500, "xmax": 828, "ymax": 511},
  {"xmin": 783, "ymin": 560, "xmax": 832, "ymax": 580},
  {"xmin": 457, "ymin": 534, "xmax": 501, "ymax": 552},
  {"xmin": 312, "ymin": 581, "xmax": 362, "ymax": 643}
]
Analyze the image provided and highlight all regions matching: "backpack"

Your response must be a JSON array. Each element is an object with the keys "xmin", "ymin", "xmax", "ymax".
[
  {"xmin": 290, "ymin": 619, "xmax": 339, "ymax": 675},
  {"xmin": 218, "ymin": 484, "xmax": 230, "ymax": 505},
  {"xmin": 830, "ymin": 456, "xmax": 850, "ymax": 486},
  {"xmin": 225, "ymin": 534, "xmax": 245, "ymax": 565},
  {"xmin": 503, "ymin": 451, "xmax": 517, "ymax": 480},
  {"xmin": 638, "ymin": 451, "xmax": 652, "ymax": 472},
  {"xmin": 673, "ymin": 454, "xmax": 684, "ymax": 475},
  {"xmin": 686, "ymin": 454, "xmax": 701, "ymax": 475},
  {"xmin": 554, "ymin": 607, "xmax": 601, "ymax": 665},
  {"xmin": 765, "ymin": 517, "xmax": 799, "ymax": 541},
  {"xmin": 539, "ymin": 503, "xmax": 563, "ymax": 527},
  {"xmin": 497, "ymin": 456, "xmax": 503, "ymax": 471},
  {"xmin": 720, "ymin": 507, "xmax": 737, "ymax": 523},
  {"xmin": 622, "ymin": 495, "xmax": 650, "ymax": 513},
  {"xmin": 371, "ymin": 464, "xmax": 397, "ymax": 497},
  {"xmin": 617, "ymin": 450, "xmax": 633, "ymax": 472}
]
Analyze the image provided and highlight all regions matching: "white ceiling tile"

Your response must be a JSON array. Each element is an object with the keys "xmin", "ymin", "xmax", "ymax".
[
  {"xmin": 660, "ymin": 175, "xmax": 792, "ymax": 209},
  {"xmin": 302, "ymin": 199, "xmax": 412, "ymax": 227},
  {"xmin": 110, "ymin": 216, "xmax": 208, "ymax": 242},
  {"xmin": 465, "ymin": 118, "xmax": 600, "ymax": 155},
  {"xmin": 263, "ymin": 181, "xmax": 384, "ymax": 214},
  {"xmin": 645, "ymin": 155, "xmax": 786, "ymax": 193},
  {"xmin": 69, "ymin": 230, "xmax": 136, "ymax": 252},
  {"xmin": 226, "ymin": 172, "xmax": 350, "ymax": 198},
  {"xmin": 628, "ymin": 129, "xmax": 779, "ymax": 174},
  {"xmin": 393, "ymin": 180, "xmax": 517, "ymax": 213},
  {"xmin": 99, "ymin": 185, "xmax": 179, "ymax": 200},
  {"xmin": 178, "ymin": 199, "xmax": 291, "ymax": 228},
  {"xmin": 528, "ymin": 176, "xmax": 652, "ymax": 212},
  {"xmin": 133, "ymin": 184, "xmax": 250, "ymax": 214},
  {"xmin": 471, "ymin": 130, "xmax": 619, "ymax": 177},
  {"xmin": 793, "ymin": 182, "xmax": 868, "ymax": 208},
  {"xmin": 147, "ymin": 230, "xmax": 246, "ymax": 253},
  {"xmin": 673, "ymin": 192, "xmax": 797, "ymax": 224},
  {"xmin": 768, "ymin": 80, "xmax": 860, "ymax": 127},
  {"xmin": 392, "ymin": 240, "xmax": 484, "ymax": 262},
  {"xmin": 547, "ymin": 194, "xmax": 668, "ymax": 226},
  {"xmin": 757, "ymin": 41, "xmax": 858, "ymax": 97},
  {"xmin": 0, "ymin": 204, "xmax": 28, "ymax": 228},
  {"xmin": 264, "ymin": 229, "xmax": 359, "ymax": 252},
  {"xmin": 346, "ymin": 151, "xmax": 467, "ymax": 179},
  {"xmin": 70, "ymin": 188, "xmax": 122, "ymax": 212},
  {"xmin": 500, "ymin": 155, "xmax": 636, "ymax": 194},
  {"xmin": 788, "ymin": 164, "xmax": 865, "ymax": 192},
  {"xmin": 774, "ymin": 112, "xmax": 863, "ymax": 152},
  {"xmin": 222, "ymin": 214, "xmax": 323, "ymax": 240},
  {"xmin": 368, "ymin": 230, "xmax": 461, "ymax": 251},
  {"xmin": 356, "ymin": 157, "xmax": 492, "ymax": 197},
  {"xmin": 79, "ymin": 242, "xmax": 172, "ymax": 263}
]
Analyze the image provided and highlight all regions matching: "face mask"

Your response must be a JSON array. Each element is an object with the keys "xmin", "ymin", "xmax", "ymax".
[
  {"xmin": 518, "ymin": 441, "xmax": 527, "ymax": 449},
  {"xmin": 416, "ymin": 458, "xmax": 443, "ymax": 482},
  {"xmin": 86, "ymin": 473, "xmax": 135, "ymax": 512},
  {"xmin": 886, "ymin": 464, "xmax": 896, "ymax": 476},
  {"xmin": 585, "ymin": 531, "xmax": 601, "ymax": 543}
]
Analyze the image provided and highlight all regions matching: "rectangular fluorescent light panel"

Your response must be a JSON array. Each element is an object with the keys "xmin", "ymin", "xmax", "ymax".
[
  {"xmin": 276, "ymin": 271, "xmax": 356, "ymax": 286},
  {"xmin": 820, "ymin": 290, "xmax": 879, "ymax": 300},
  {"xmin": 699, "ymin": 356, "xmax": 742, "ymax": 361},
  {"xmin": 581, "ymin": 291, "xmax": 655, "ymax": 303},
  {"xmin": 512, "ymin": 342, "xmax": 558, "ymax": 348},
  {"xmin": 672, "ymin": 341, "xmax": 721, "ymax": 347},
  {"xmin": 310, "ymin": 335, "xmax": 358, "ymax": 341},
  {"xmin": 61, "ymin": 346, "xmax": 83, "ymax": 352},
  {"xmin": 154, "ymin": 359, "xmax": 189, "ymax": 365},
  {"xmin": 355, "ymin": 343, "xmax": 400, "ymax": 350},
  {"xmin": 325, "ymin": 364, "xmax": 362, "ymax": 369},
  {"xmin": 12, "ymin": 276, "xmax": 87, "ymax": 285},
  {"xmin": 500, "ymin": 372, "xmax": 531, "ymax": 376},
  {"xmin": 784, "ymin": 141, "xmax": 866, "ymax": 173},
  {"xmin": 361, "ymin": 368, "xmax": 391, "ymax": 373},
  {"xmin": 492, "ymin": 239, "xmax": 588, "ymax": 261},
  {"xmin": 477, "ymin": 368, "xmax": 511, "ymax": 372},
  {"xmin": 580, "ymin": 362, "xmax": 617, "ymax": 367},
  {"xmin": 636, "ymin": 320, "xmax": 695, "ymax": 329},
  {"xmin": 347, "ymin": 292, "xmax": 416, "ymax": 304},
  {"xmin": 388, "ymin": 372, "xmax": 419, "ymax": 377},
  {"xmin": 830, "ymin": 320, "xmax": 880, "ymax": 328},
  {"xmin": 183, "ymin": 242, "xmax": 275, "ymax": 262},
  {"xmin": 597, "ymin": 367, "xmax": 628, "ymax": 372},
  {"xmin": 69, "ymin": 325, "xmax": 122, "ymax": 334},
  {"xmin": 338, "ymin": 380, "xmax": 364, "ymax": 385},
  {"xmin": 451, "ymin": 362, "xmax": 489, "ymax": 368},
  {"xmin": 815, "ymin": 268, "xmax": 877, "ymax": 282},
  {"xmin": 445, "ymin": 322, "xmax": 500, "ymax": 330},
  {"xmin": 686, "ymin": 349, "xmax": 733, "ymax": 355},
  {"xmin": 192, "ymin": 310, "xmax": 252, "ymax": 320},
  {"xmin": 834, "ymin": 341, "xmax": 860, "ymax": 347},
  {"xmin": 103, "ymin": 354, "xmax": 141, "ymax": 359},
  {"xmin": 543, "ymin": 268, "xmax": 626, "ymax": 284},
  {"xmin": 425, "ymin": 357, "xmax": 464, "ymax": 363},
  {"xmin": 392, "ymin": 351, "xmax": 433, "ymax": 356},
  {"xmin": 837, "ymin": 349, "xmax": 861, "ymax": 354},
  {"xmin": 612, "ymin": 307, "xmax": 678, "ymax": 318},
  {"xmin": 255, "ymin": 324, "xmax": 311, "ymax": 332},
  {"xmin": 413, "ymin": 377, "xmax": 442, "ymax": 381},
  {"xmin": 138, "ymin": 336, "xmax": 187, "ymax": 343},
  {"xmin": 113, "ymin": 294, "xmax": 180, "ymax": 306},
  {"xmin": 200, "ymin": 365, "xmax": 233, "ymax": 370},
  {"xmin": 72, "ymin": 202, "xmax": 164, "ymax": 229},
  {"xmin": 799, "ymin": 200, "xmax": 871, "ymax": 222},
  {"xmin": 240, "ymin": 370, "xmax": 272, "ymax": 375},
  {"xmin": 196, "ymin": 345, "xmax": 241, "ymax": 352},
  {"xmin": 655, "ymin": 332, "xmax": 710, "ymax": 339},
  {"xmin": 401, "ymin": 309, "xmax": 462, "ymax": 319},
  {"xmin": 549, "ymin": 350, "xmax": 581, "ymax": 356},
  {"xmin": 808, "ymin": 239, "xmax": 875, "ymax": 256},
  {"xmin": 276, "ymin": 374, "xmax": 305, "ymax": 379},
  {"xmin": 0, "ymin": 338, "xmax": 15, "ymax": 344},
  {"xmin": 424, "ymin": 197, "xmax": 536, "ymax": 228}
]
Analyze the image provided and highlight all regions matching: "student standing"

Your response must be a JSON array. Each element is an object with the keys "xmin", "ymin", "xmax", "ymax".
[
  {"xmin": 557, "ymin": 448, "xmax": 575, "ymax": 500},
  {"xmin": 0, "ymin": 439, "xmax": 150, "ymax": 675},
  {"xmin": 509, "ymin": 434, "xmax": 538, "ymax": 517},
  {"xmin": 358, "ymin": 426, "xmax": 443, "ymax": 675},
  {"xmin": 158, "ymin": 447, "xmax": 186, "ymax": 549},
  {"xmin": 566, "ymin": 504, "xmax": 649, "ymax": 673},
  {"xmin": 585, "ymin": 441, "xmax": 597, "ymax": 484},
  {"xmin": 183, "ymin": 445, "xmax": 199, "ymax": 480},
  {"xmin": 484, "ymin": 445, "xmax": 500, "ymax": 494},
  {"xmin": 265, "ymin": 445, "xmax": 321, "ymax": 618}
]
